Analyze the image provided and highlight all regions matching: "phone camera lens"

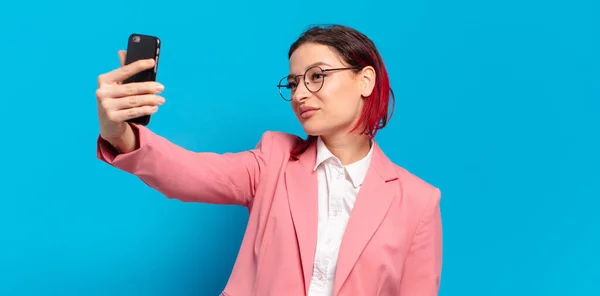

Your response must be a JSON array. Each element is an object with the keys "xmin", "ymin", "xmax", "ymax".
[{"xmin": 132, "ymin": 36, "xmax": 141, "ymax": 43}]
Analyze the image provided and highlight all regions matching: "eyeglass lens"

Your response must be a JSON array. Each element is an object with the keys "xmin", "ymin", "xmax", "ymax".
[{"xmin": 278, "ymin": 66, "xmax": 325, "ymax": 101}]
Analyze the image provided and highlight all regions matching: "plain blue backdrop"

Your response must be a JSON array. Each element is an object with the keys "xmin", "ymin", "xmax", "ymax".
[{"xmin": 0, "ymin": 0, "xmax": 598, "ymax": 295}]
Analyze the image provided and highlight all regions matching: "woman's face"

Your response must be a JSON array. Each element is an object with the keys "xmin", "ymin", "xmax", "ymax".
[{"xmin": 287, "ymin": 43, "xmax": 375, "ymax": 138}]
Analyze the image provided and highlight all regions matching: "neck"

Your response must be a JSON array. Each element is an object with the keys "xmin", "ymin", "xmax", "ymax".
[{"xmin": 320, "ymin": 132, "xmax": 372, "ymax": 166}]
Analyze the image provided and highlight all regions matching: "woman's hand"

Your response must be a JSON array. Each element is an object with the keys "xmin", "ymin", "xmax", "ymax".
[{"xmin": 96, "ymin": 50, "xmax": 165, "ymax": 152}]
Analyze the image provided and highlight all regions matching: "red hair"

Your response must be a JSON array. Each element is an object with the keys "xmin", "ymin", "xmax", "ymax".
[{"xmin": 288, "ymin": 24, "xmax": 396, "ymax": 158}]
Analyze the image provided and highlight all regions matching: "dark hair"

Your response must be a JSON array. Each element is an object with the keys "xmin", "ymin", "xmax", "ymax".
[{"xmin": 288, "ymin": 24, "xmax": 395, "ymax": 158}]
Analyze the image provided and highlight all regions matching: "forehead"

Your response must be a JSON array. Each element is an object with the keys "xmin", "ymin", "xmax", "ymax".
[{"xmin": 289, "ymin": 43, "xmax": 341, "ymax": 75}]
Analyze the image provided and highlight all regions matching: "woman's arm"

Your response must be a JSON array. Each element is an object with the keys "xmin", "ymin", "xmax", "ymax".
[
  {"xmin": 398, "ymin": 188, "xmax": 443, "ymax": 296},
  {"xmin": 97, "ymin": 123, "xmax": 273, "ymax": 207}
]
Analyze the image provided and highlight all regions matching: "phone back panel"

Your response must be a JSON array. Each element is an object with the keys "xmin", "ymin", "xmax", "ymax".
[
  {"xmin": 123, "ymin": 34, "xmax": 161, "ymax": 125},
  {"xmin": 123, "ymin": 34, "xmax": 160, "ymax": 84}
]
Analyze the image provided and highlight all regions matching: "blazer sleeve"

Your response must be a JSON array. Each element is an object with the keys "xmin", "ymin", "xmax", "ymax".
[
  {"xmin": 96, "ymin": 123, "xmax": 272, "ymax": 207},
  {"xmin": 398, "ymin": 188, "xmax": 443, "ymax": 296}
]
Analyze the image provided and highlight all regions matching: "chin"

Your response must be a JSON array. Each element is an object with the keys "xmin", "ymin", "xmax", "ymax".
[
  {"xmin": 300, "ymin": 121, "xmax": 329, "ymax": 137},
  {"xmin": 299, "ymin": 121, "xmax": 319, "ymax": 136}
]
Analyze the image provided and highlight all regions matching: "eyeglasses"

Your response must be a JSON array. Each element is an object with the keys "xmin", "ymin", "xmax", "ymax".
[{"xmin": 276, "ymin": 65, "xmax": 359, "ymax": 101}]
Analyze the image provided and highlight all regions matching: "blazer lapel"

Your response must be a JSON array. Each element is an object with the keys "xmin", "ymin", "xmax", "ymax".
[
  {"xmin": 333, "ymin": 142, "xmax": 399, "ymax": 296},
  {"xmin": 285, "ymin": 142, "xmax": 319, "ymax": 294}
]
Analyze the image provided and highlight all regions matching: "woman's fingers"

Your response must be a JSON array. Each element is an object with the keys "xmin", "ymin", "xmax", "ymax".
[
  {"xmin": 96, "ymin": 81, "xmax": 164, "ymax": 99},
  {"xmin": 98, "ymin": 58, "xmax": 155, "ymax": 85},
  {"xmin": 118, "ymin": 50, "xmax": 127, "ymax": 67},
  {"xmin": 103, "ymin": 94, "xmax": 165, "ymax": 110},
  {"xmin": 107, "ymin": 105, "xmax": 160, "ymax": 123}
]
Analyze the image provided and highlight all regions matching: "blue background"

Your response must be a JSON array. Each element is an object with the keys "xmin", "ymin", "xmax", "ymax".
[{"xmin": 1, "ymin": 0, "xmax": 598, "ymax": 295}]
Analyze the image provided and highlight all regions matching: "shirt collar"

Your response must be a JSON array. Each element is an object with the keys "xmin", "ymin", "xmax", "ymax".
[{"xmin": 313, "ymin": 136, "xmax": 374, "ymax": 188}]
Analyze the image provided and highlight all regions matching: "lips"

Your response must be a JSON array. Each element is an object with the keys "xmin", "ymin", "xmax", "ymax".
[
  {"xmin": 298, "ymin": 106, "xmax": 320, "ymax": 119},
  {"xmin": 299, "ymin": 106, "xmax": 319, "ymax": 116}
]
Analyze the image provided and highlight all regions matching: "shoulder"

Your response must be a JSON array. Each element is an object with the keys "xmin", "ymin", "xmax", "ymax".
[
  {"xmin": 397, "ymin": 165, "xmax": 440, "ymax": 198},
  {"xmin": 390, "ymin": 162, "xmax": 441, "ymax": 213},
  {"xmin": 253, "ymin": 130, "xmax": 306, "ymax": 157},
  {"xmin": 255, "ymin": 130, "xmax": 303, "ymax": 148}
]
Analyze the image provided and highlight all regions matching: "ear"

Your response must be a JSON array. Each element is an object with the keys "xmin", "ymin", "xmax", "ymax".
[{"xmin": 358, "ymin": 66, "xmax": 376, "ymax": 98}]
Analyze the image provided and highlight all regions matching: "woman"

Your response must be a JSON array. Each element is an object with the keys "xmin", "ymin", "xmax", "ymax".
[{"xmin": 96, "ymin": 24, "xmax": 442, "ymax": 296}]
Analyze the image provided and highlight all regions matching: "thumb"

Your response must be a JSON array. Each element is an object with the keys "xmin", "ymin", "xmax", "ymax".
[{"xmin": 118, "ymin": 50, "xmax": 127, "ymax": 67}]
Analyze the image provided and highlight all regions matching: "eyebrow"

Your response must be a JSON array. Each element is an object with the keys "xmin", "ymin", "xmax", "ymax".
[{"xmin": 287, "ymin": 61, "xmax": 333, "ymax": 79}]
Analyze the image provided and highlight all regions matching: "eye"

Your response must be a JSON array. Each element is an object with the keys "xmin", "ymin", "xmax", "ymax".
[
  {"xmin": 286, "ymin": 82, "xmax": 298, "ymax": 90},
  {"xmin": 310, "ymin": 73, "xmax": 325, "ymax": 82}
]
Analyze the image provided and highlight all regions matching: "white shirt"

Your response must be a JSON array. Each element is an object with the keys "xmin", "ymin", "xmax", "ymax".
[{"xmin": 307, "ymin": 137, "xmax": 374, "ymax": 296}]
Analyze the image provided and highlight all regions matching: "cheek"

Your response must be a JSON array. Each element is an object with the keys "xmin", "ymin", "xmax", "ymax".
[{"xmin": 321, "ymin": 84, "xmax": 363, "ymax": 118}]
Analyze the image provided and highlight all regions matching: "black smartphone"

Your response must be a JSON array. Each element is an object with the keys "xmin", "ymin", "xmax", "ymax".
[{"xmin": 123, "ymin": 33, "xmax": 161, "ymax": 126}]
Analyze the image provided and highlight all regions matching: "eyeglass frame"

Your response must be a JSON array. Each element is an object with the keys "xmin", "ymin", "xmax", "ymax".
[{"xmin": 276, "ymin": 65, "xmax": 362, "ymax": 101}]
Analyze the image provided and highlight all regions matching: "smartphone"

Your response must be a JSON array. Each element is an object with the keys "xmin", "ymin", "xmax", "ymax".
[{"xmin": 123, "ymin": 33, "xmax": 161, "ymax": 126}]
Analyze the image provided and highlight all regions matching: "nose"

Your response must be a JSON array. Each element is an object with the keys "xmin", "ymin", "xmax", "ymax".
[{"xmin": 291, "ymin": 81, "xmax": 310, "ymax": 103}]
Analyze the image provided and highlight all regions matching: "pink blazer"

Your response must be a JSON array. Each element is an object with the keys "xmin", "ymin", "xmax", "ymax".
[{"xmin": 97, "ymin": 124, "xmax": 443, "ymax": 296}]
